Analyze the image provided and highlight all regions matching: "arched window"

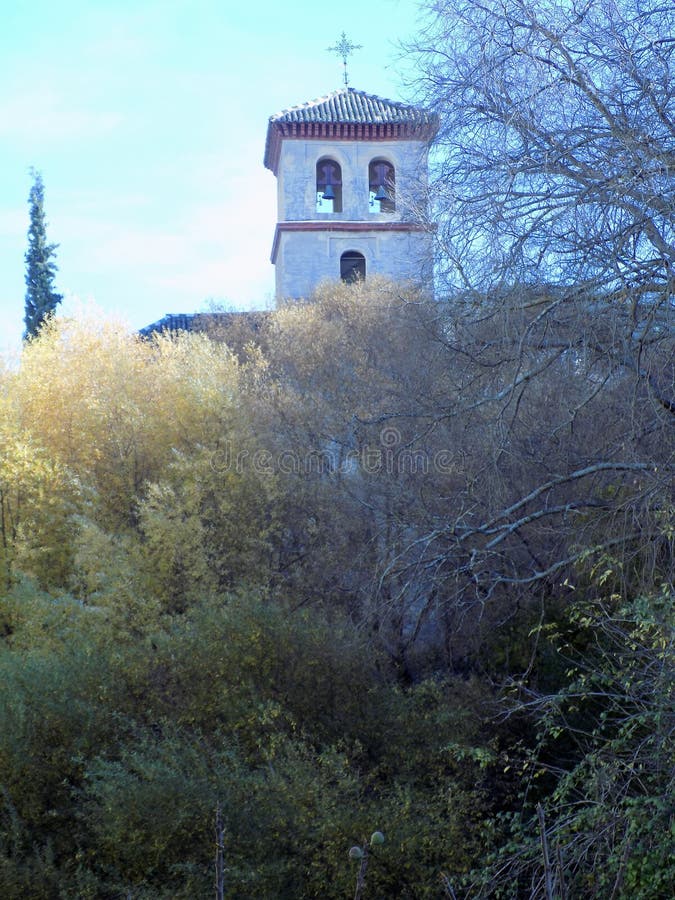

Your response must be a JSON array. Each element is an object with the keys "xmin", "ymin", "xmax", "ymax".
[
  {"xmin": 340, "ymin": 251, "xmax": 366, "ymax": 283},
  {"xmin": 316, "ymin": 158, "xmax": 342, "ymax": 213},
  {"xmin": 369, "ymin": 158, "xmax": 395, "ymax": 213}
]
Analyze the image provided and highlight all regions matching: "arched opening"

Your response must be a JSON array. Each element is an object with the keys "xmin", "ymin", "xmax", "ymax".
[
  {"xmin": 316, "ymin": 158, "xmax": 343, "ymax": 213},
  {"xmin": 340, "ymin": 251, "xmax": 366, "ymax": 283},
  {"xmin": 369, "ymin": 158, "xmax": 395, "ymax": 213}
]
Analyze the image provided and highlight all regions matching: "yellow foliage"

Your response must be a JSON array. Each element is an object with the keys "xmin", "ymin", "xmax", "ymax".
[
  {"xmin": 0, "ymin": 402, "xmax": 79, "ymax": 589},
  {"xmin": 0, "ymin": 313, "xmax": 270, "ymax": 598},
  {"xmin": 14, "ymin": 316, "xmax": 245, "ymax": 527},
  {"xmin": 268, "ymin": 277, "xmax": 435, "ymax": 421}
]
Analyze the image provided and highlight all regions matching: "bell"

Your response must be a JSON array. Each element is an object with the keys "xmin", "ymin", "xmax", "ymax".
[
  {"xmin": 374, "ymin": 184, "xmax": 388, "ymax": 202},
  {"xmin": 322, "ymin": 184, "xmax": 335, "ymax": 200}
]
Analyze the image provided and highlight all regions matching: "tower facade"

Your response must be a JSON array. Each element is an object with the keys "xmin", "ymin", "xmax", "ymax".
[{"xmin": 264, "ymin": 88, "xmax": 438, "ymax": 300}]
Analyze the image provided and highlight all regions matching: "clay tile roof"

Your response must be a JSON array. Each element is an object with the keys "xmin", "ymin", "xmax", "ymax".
[
  {"xmin": 270, "ymin": 87, "xmax": 435, "ymax": 126},
  {"xmin": 138, "ymin": 311, "xmax": 268, "ymax": 339},
  {"xmin": 264, "ymin": 87, "xmax": 438, "ymax": 173}
]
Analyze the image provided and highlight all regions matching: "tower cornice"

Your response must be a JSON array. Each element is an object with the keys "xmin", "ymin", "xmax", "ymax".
[
  {"xmin": 264, "ymin": 88, "xmax": 438, "ymax": 174},
  {"xmin": 270, "ymin": 220, "xmax": 434, "ymax": 264}
]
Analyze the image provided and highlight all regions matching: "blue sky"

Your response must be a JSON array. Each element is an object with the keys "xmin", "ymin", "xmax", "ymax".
[{"xmin": 0, "ymin": 0, "xmax": 424, "ymax": 354}]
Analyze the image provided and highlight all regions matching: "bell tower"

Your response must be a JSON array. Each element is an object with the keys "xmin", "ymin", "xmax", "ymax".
[{"xmin": 263, "ymin": 87, "xmax": 438, "ymax": 300}]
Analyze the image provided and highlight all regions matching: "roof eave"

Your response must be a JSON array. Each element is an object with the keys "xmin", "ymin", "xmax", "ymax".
[{"xmin": 264, "ymin": 117, "xmax": 439, "ymax": 175}]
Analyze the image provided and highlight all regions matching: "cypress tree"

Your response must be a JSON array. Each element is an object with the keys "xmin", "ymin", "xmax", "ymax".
[{"xmin": 24, "ymin": 169, "xmax": 62, "ymax": 339}]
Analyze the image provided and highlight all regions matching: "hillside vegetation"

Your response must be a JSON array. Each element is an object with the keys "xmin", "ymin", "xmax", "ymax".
[{"xmin": 0, "ymin": 280, "xmax": 672, "ymax": 897}]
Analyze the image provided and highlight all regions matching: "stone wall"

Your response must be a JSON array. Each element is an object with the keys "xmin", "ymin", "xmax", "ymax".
[
  {"xmin": 272, "ymin": 137, "xmax": 433, "ymax": 298},
  {"xmin": 276, "ymin": 138, "xmax": 429, "ymax": 222},
  {"xmin": 274, "ymin": 226, "xmax": 433, "ymax": 300}
]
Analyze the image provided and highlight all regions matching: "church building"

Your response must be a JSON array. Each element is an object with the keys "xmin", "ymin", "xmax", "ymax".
[
  {"xmin": 142, "ymin": 74, "xmax": 439, "ymax": 338},
  {"xmin": 264, "ymin": 87, "xmax": 438, "ymax": 300}
]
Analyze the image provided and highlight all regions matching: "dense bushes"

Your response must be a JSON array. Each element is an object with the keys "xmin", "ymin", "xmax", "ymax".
[
  {"xmin": 0, "ymin": 289, "xmax": 672, "ymax": 896},
  {"xmin": 0, "ymin": 585, "xmax": 492, "ymax": 897}
]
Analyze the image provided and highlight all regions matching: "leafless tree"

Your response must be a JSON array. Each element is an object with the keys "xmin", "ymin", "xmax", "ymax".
[
  {"xmin": 404, "ymin": 0, "xmax": 675, "ymax": 427},
  {"xmin": 409, "ymin": 0, "xmax": 675, "ymax": 300},
  {"xmin": 341, "ymin": 0, "xmax": 675, "ymax": 664},
  {"xmin": 249, "ymin": 277, "xmax": 672, "ymax": 673}
]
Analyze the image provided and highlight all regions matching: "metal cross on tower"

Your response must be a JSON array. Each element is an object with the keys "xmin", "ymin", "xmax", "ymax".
[{"xmin": 327, "ymin": 31, "xmax": 363, "ymax": 86}]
